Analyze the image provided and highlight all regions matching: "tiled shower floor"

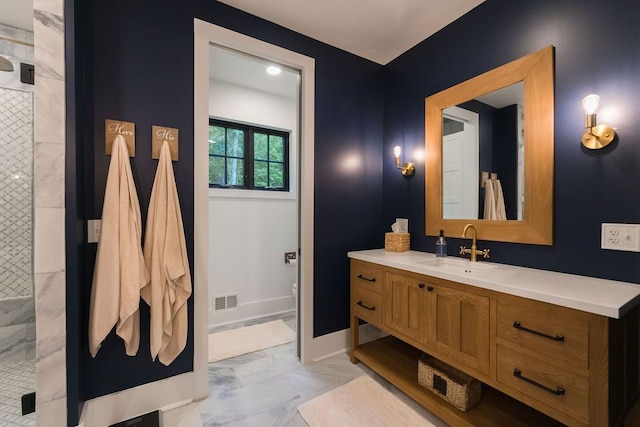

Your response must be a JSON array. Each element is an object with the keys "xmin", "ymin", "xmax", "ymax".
[{"xmin": 0, "ymin": 359, "xmax": 35, "ymax": 426}]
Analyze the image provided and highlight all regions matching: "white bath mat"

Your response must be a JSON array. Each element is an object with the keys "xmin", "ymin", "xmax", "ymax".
[
  {"xmin": 208, "ymin": 319, "xmax": 295, "ymax": 363},
  {"xmin": 297, "ymin": 376, "xmax": 436, "ymax": 427}
]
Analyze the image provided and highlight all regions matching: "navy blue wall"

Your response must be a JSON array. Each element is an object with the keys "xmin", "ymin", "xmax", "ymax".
[
  {"xmin": 69, "ymin": 0, "xmax": 383, "ymax": 419},
  {"xmin": 383, "ymin": 0, "xmax": 640, "ymax": 283},
  {"xmin": 68, "ymin": 0, "xmax": 640, "ymax": 423}
]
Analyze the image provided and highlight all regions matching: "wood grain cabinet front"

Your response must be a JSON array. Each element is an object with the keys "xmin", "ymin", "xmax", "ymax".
[
  {"xmin": 496, "ymin": 298, "xmax": 589, "ymax": 370},
  {"xmin": 496, "ymin": 344, "xmax": 589, "ymax": 424},
  {"xmin": 383, "ymin": 272, "xmax": 428, "ymax": 342},
  {"xmin": 352, "ymin": 284, "xmax": 383, "ymax": 327},
  {"xmin": 495, "ymin": 296, "xmax": 593, "ymax": 425},
  {"xmin": 425, "ymin": 282, "xmax": 490, "ymax": 376},
  {"xmin": 350, "ymin": 260, "xmax": 383, "ymax": 294}
]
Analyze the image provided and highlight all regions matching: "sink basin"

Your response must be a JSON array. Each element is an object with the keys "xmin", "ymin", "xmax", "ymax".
[{"xmin": 418, "ymin": 257, "xmax": 498, "ymax": 274}]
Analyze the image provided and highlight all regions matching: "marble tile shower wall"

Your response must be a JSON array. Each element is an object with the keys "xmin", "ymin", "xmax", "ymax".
[
  {"xmin": 0, "ymin": 23, "xmax": 36, "ymax": 366},
  {"xmin": 32, "ymin": 0, "xmax": 67, "ymax": 424}
]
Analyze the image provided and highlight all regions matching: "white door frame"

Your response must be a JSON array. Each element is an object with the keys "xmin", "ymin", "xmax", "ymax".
[
  {"xmin": 442, "ymin": 106, "xmax": 479, "ymax": 219},
  {"xmin": 193, "ymin": 19, "xmax": 316, "ymax": 400}
]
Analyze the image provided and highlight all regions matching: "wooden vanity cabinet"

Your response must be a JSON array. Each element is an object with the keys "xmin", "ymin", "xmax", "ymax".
[{"xmin": 350, "ymin": 259, "xmax": 640, "ymax": 427}]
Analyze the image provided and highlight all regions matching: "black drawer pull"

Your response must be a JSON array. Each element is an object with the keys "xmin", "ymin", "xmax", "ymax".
[
  {"xmin": 418, "ymin": 283, "xmax": 425, "ymax": 289},
  {"xmin": 356, "ymin": 301, "xmax": 375, "ymax": 311},
  {"xmin": 427, "ymin": 286, "xmax": 434, "ymax": 292},
  {"xmin": 513, "ymin": 321, "xmax": 564, "ymax": 342},
  {"xmin": 513, "ymin": 369, "xmax": 565, "ymax": 396},
  {"xmin": 357, "ymin": 274, "xmax": 376, "ymax": 282}
]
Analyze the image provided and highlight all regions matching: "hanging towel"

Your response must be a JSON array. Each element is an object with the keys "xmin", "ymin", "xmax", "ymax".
[
  {"xmin": 89, "ymin": 135, "xmax": 149, "ymax": 357},
  {"xmin": 493, "ymin": 179, "xmax": 507, "ymax": 221},
  {"xmin": 142, "ymin": 140, "xmax": 192, "ymax": 366},
  {"xmin": 483, "ymin": 180, "xmax": 497, "ymax": 220}
]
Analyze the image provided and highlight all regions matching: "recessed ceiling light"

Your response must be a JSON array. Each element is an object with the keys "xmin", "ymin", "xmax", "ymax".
[{"xmin": 266, "ymin": 65, "xmax": 281, "ymax": 75}]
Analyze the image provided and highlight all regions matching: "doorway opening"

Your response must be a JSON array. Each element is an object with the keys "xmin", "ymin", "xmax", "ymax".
[
  {"xmin": 207, "ymin": 45, "xmax": 300, "ymax": 362},
  {"xmin": 194, "ymin": 20, "xmax": 316, "ymax": 399}
]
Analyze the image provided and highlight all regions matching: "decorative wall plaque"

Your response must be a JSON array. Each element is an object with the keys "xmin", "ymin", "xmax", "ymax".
[
  {"xmin": 152, "ymin": 125, "xmax": 179, "ymax": 161},
  {"xmin": 105, "ymin": 119, "xmax": 135, "ymax": 156}
]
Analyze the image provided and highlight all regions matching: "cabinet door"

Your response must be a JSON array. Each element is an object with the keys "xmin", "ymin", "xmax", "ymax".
[
  {"xmin": 384, "ymin": 272, "xmax": 427, "ymax": 342},
  {"xmin": 426, "ymin": 284, "xmax": 490, "ymax": 375}
]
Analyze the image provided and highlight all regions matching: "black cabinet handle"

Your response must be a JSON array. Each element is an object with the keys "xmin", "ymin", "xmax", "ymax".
[
  {"xmin": 513, "ymin": 321, "xmax": 565, "ymax": 342},
  {"xmin": 356, "ymin": 301, "xmax": 375, "ymax": 311},
  {"xmin": 513, "ymin": 369, "xmax": 565, "ymax": 396},
  {"xmin": 427, "ymin": 286, "xmax": 434, "ymax": 292},
  {"xmin": 418, "ymin": 283, "xmax": 425, "ymax": 289},
  {"xmin": 357, "ymin": 274, "xmax": 376, "ymax": 282}
]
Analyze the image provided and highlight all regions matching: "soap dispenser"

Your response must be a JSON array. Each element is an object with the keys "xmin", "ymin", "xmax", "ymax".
[{"xmin": 436, "ymin": 229, "xmax": 447, "ymax": 257}]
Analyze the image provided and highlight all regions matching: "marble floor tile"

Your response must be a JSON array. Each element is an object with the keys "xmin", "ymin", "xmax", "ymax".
[{"xmin": 164, "ymin": 313, "xmax": 444, "ymax": 427}]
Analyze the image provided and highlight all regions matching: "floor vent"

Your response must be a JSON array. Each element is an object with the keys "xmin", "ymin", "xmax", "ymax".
[
  {"xmin": 214, "ymin": 294, "xmax": 238, "ymax": 311},
  {"xmin": 226, "ymin": 294, "xmax": 238, "ymax": 309}
]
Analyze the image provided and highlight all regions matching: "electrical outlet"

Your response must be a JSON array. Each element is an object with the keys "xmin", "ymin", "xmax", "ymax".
[{"xmin": 601, "ymin": 223, "xmax": 640, "ymax": 252}]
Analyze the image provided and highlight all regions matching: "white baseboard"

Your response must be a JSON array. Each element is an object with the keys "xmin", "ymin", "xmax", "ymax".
[
  {"xmin": 208, "ymin": 295, "xmax": 295, "ymax": 326},
  {"xmin": 77, "ymin": 372, "xmax": 193, "ymax": 427},
  {"xmin": 308, "ymin": 323, "xmax": 383, "ymax": 362}
]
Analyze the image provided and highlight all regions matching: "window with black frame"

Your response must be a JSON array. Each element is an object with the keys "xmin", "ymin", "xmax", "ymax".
[{"xmin": 208, "ymin": 119, "xmax": 289, "ymax": 191}]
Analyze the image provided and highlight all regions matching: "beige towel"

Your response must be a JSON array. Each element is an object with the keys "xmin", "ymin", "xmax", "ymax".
[
  {"xmin": 493, "ymin": 179, "xmax": 507, "ymax": 220},
  {"xmin": 483, "ymin": 180, "xmax": 497, "ymax": 220},
  {"xmin": 89, "ymin": 135, "xmax": 149, "ymax": 357},
  {"xmin": 142, "ymin": 140, "xmax": 192, "ymax": 365}
]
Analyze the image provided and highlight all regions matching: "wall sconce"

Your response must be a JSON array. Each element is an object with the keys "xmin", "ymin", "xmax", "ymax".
[
  {"xmin": 393, "ymin": 145, "xmax": 415, "ymax": 176},
  {"xmin": 581, "ymin": 94, "xmax": 616, "ymax": 149}
]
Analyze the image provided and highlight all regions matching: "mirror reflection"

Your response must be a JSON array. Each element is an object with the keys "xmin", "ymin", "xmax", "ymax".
[{"xmin": 442, "ymin": 82, "xmax": 524, "ymax": 221}]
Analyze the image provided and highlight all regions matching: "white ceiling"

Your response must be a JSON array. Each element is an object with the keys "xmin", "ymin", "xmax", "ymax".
[
  {"xmin": 2, "ymin": 0, "xmax": 485, "ymax": 97},
  {"xmin": 217, "ymin": 0, "xmax": 485, "ymax": 64},
  {"xmin": 1, "ymin": 1, "xmax": 485, "ymax": 64},
  {"xmin": 210, "ymin": 45, "xmax": 300, "ymax": 99}
]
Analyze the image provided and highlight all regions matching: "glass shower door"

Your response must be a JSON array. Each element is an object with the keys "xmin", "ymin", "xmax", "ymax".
[{"xmin": 0, "ymin": 86, "xmax": 36, "ymax": 425}]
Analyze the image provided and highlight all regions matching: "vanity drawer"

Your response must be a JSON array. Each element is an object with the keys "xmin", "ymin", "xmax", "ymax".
[
  {"xmin": 496, "ymin": 299, "xmax": 589, "ymax": 370},
  {"xmin": 496, "ymin": 344, "xmax": 589, "ymax": 424},
  {"xmin": 350, "ymin": 260, "xmax": 383, "ymax": 294},
  {"xmin": 352, "ymin": 285, "xmax": 383, "ymax": 327}
]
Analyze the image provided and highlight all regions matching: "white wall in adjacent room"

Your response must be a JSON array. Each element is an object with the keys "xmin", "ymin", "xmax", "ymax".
[{"xmin": 208, "ymin": 79, "xmax": 298, "ymax": 326}]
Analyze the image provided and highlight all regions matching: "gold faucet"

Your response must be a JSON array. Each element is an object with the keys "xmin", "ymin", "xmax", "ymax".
[{"xmin": 460, "ymin": 224, "xmax": 490, "ymax": 262}]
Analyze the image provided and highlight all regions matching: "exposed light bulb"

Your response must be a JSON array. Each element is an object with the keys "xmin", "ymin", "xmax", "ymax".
[
  {"xmin": 582, "ymin": 94, "xmax": 600, "ymax": 115},
  {"xmin": 393, "ymin": 145, "xmax": 402, "ymax": 158},
  {"xmin": 266, "ymin": 65, "xmax": 281, "ymax": 75}
]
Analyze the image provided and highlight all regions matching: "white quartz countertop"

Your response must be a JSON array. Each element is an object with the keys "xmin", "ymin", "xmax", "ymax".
[{"xmin": 348, "ymin": 249, "xmax": 640, "ymax": 319}]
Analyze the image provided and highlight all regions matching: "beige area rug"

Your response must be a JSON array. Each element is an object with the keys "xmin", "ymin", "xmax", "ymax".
[
  {"xmin": 208, "ymin": 319, "xmax": 295, "ymax": 362},
  {"xmin": 298, "ymin": 376, "xmax": 436, "ymax": 427}
]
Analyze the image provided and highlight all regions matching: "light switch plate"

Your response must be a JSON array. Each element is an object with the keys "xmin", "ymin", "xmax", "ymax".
[
  {"xmin": 88, "ymin": 219, "xmax": 101, "ymax": 243},
  {"xmin": 601, "ymin": 223, "xmax": 640, "ymax": 252}
]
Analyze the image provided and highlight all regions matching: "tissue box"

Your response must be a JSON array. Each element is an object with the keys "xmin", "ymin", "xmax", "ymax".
[
  {"xmin": 385, "ymin": 232, "xmax": 410, "ymax": 252},
  {"xmin": 418, "ymin": 355, "xmax": 482, "ymax": 412}
]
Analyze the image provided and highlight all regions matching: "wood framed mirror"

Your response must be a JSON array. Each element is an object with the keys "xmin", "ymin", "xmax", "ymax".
[{"xmin": 425, "ymin": 46, "xmax": 554, "ymax": 245}]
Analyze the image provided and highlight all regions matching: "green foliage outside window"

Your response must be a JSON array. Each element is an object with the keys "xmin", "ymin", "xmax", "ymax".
[{"xmin": 208, "ymin": 119, "xmax": 289, "ymax": 191}]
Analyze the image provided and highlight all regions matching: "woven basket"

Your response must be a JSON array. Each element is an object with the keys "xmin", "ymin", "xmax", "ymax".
[
  {"xmin": 418, "ymin": 355, "xmax": 482, "ymax": 412},
  {"xmin": 385, "ymin": 232, "xmax": 410, "ymax": 252}
]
